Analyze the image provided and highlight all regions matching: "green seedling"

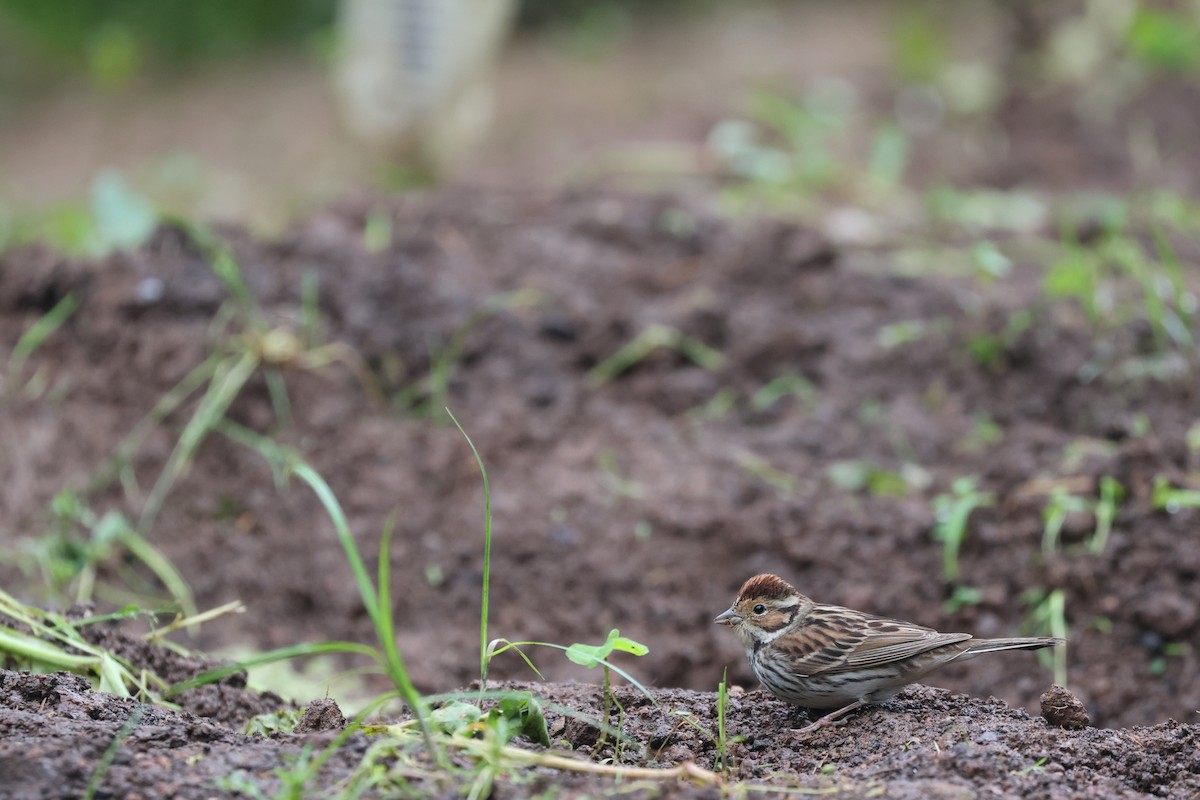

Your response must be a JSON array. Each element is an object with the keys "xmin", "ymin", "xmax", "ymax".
[
  {"xmin": 3, "ymin": 172, "xmax": 158, "ymax": 257},
  {"xmin": 692, "ymin": 387, "xmax": 737, "ymax": 420},
  {"xmin": 5, "ymin": 291, "xmax": 80, "ymax": 396},
  {"xmin": 1044, "ymin": 223, "xmax": 1105, "ymax": 324},
  {"xmin": 827, "ymin": 460, "xmax": 929, "ymax": 498},
  {"xmin": 876, "ymin": 319, "xmax": 939, "ymax": 349},
  {"xmin": 1046, "ymin": 218, "xmax": 1197, "ymax": 364},
  {"xmin": 1151, "ymin": 476, "xmax": 1200, "ymax": 512},
  {"xmin": 487, "ymin": 629, "xmax": 652, "ymax": 756},
  {"xmin": 586, "ymin": 323, "xmax": 724, "ymax": 387},
  {"xmin": 716, "ymin": 667, "xmax": 731, "ymax": 773},
  {"xmin": 970, "ymin": 240, "xmax": 1013, "ymax": 280},
  {"xmin": 1126, "ymin": 6, "xmax": 1200, "ymax": 74},
  {"xmin": 1149, "ymin": 643, "xmax": 1190, "ymax": 678},
  {"xmin": 966, "ymin": 309, "xmax": 1033, "ymax": 369},
  {"xmin": 1023, "ymin": 588, "xmax": 1069, "ymax": 686},
  {"xmin": 750, "ymin": 372, "xmax": 819, "ymax": 413},
  {"xmin": 431, "ymin": 692, "xmax": 550, "ymax": 749},
  {"xmin": 931, "ymin": 477, "xmax": 994, "ymax": 583},
  {"xmin": 867, "ymin": 122, "xmax": 909, "ymax": 191},
  {"xmin": 959, "ymin": 413, "xmax": 1004, "ymax": 454},
  {"xmin": 1189, "ymin": 421, "xmax": 1200, "ymax": 452},
  {"xmin": 397, "ymin": 290, "xmax": 545, "ymax": 419},
  {"xmin": 943, "ymin": 585, "xmax": 983, "ymax": 615},
  {"xmin": 1042, "ymin": 487, "xmax": 1090, "ymax": 558},
  {"xmin": 446, "ymin": 410, "xmax": 494, "ymax": 692},
  {"xmin": 737, "ymin": 450, "xmax": 799, "ymax": 497},
  {"xmin": 926, "ymin": 187, "xmax": 1047, "ymax": 234},
  {"xmin": 17, "ymin": 491, "xmax": 195, "ymax": 618},
  {"xmin": 1087, "ymin": 477, "xmax": 1124, "ymax": 554},
  {"xmin": 597, "ymin": 449, "xmax": 646, "ymax": 501},
  {"xmin": 567, "ymin": 629, "xmax": 649, "ymax": 755},
  {"xmin": 362, "ymin": 209, "xmax": 393, "ymax": 253},
  {"xmin": 243, "ymin": 709, "xmax": 306, "ymax": 736},
  {"xmin": 1014, "ymin": 756, "xmax": 1049, "ymax": 777}
]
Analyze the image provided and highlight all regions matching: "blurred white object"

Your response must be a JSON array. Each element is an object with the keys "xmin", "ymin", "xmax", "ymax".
[{"xmin": 335, "ymin": 0, "xmax": 516, "ymax": 174}]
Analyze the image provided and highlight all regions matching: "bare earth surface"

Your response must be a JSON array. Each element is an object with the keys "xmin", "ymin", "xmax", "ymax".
[
  {"xmin": 4, "ymin": 4, "xmax": 1200, "ymax": 793},
  {"xmin": 1, "ymin": 182, "xmax": 1199, "ymax": 796}
]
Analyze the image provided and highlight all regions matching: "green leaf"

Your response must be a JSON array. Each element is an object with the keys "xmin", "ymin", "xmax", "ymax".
[
  {"xmin": 90, "ymin": 170, "xmax": 156, "ymax": 251},
  {"xmin": 609, "ymin": 635, "xmax": 649, "ymax": 657},
  {"xmin": 493, "ymin": 692, "xmax": 551, "ymax": 747},
  {"xmin": 566, "ymin": 629, "xmax": 648, "ymax": 667},
  {"xmin": 431, "ymin": 701, "xmax": 482, "ymax": 735}
]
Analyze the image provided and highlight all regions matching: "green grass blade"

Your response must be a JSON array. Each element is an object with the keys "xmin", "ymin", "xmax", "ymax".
[
  {"xmin": 163, "ymin": 641, "xmax": 382, "ymax": 698},
  {"xmin": 138, "ymin": 350, "xmax": 259, "ymax": 535},
  {"xmin": 446, "ymin": 409, "xmax": 493, "ymax": 688},
  {"xmin": 6, "ymin": 291, "xmax": 80, "ymax": 390},
  {"xmin": 287, "ymin": 464, "xmax": 434, "ymax": 753},
  {"xmin": 117, "ymin": 526, "xmax": 197, "ymax": 621},
  {"xmin": 0, "ymin": 623, "xmax": 98, "ymax": 670}
]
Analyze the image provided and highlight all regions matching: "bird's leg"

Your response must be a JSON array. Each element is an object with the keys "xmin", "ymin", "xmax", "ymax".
[{"xmin": 795, "ymin": 699, "xmax": 870, "ymax": 735}]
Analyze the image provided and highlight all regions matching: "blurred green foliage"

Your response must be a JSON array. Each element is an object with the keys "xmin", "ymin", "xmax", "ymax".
[
  {"xmin": 517, "ymin": 0, "xmax": 706, "ymax": 28},
  {"xmin": 1126, "ymin": 5, "xmax": 1200, "ymax": 74},
  {"xmin": 0, "ymin": 0, "xmax": 335, "ymax": 66},
  {"xmin": 0, "ymin": 0, "xmax": 698, "ymax": 95}
]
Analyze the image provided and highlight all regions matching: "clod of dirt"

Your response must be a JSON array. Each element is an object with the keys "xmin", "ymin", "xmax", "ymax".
[
  {"xmin": 295, "ymin": 697, "xmax": 346, "ymax": 733},
  {"xmin": 1042, "ymin": 684, "xmax": 1091, "ymax": 729}
]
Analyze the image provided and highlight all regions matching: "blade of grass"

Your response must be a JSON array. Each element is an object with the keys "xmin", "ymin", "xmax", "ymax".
[
  {"xmin": 446, "ymin": 409, "xmax": 493, "ymax": 690},
  {"xmin": 138, "ymin": 350, "xmax": 259, "ymax": 535},
  {"xmin": 164, "ymin": 641, "xmax": 383, "ymax": 698},
  {"xmin": 6, "ymin": 291, "xmax": 80, "ymax": 392},
  {"xmin": 288, "ymin": 463, "xmax": 435, "ymax": 755}
]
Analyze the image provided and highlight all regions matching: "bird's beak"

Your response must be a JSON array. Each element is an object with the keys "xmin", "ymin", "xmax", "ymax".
[{"xmin": 714, "ymin": 607, "xmax": 740, "ymax": 626}]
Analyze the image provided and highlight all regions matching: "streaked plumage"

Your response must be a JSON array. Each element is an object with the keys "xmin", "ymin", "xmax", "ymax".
[{"xmin": 715, "ymin": 574, "xmax": 1064, "ymax": 733}]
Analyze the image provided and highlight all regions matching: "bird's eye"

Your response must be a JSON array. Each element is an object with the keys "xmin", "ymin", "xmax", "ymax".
[{"xmin": 752, "ymin": 603, "xmax": 767, "ymax": 615}]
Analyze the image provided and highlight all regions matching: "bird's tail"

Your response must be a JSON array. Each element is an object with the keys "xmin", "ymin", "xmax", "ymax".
[{"xmin": 965, "ymin": 636, "xmax": 1064, "ymax": 656}]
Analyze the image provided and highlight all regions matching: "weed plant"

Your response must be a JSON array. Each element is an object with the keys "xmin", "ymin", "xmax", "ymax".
[{"xmin": 931, "ymin": 477, "xmax": 993, "ymax": 584}]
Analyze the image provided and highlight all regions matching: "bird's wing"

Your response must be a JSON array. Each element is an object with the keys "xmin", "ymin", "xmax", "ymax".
[{"xmin": 774, "ymin": 606, "xmax": 971, "ymax": 676}]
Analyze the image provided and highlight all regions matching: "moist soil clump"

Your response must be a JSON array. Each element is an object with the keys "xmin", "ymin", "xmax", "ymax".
[{"xmin": 1, "ymin": 188, "xmax": 1199, "ymax": 796}]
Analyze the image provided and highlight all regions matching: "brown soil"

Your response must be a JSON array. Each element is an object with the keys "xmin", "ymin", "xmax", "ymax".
[
  {"xmin": 1, "ymin": 178, "xmax": 1199, "ymax": 795},
  {"xmin": 2, "ymin": 638, "xmax": 1198, "ymax": 798}
]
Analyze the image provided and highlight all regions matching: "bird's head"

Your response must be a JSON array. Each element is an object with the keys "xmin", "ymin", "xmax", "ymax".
[{"xmin": 714, "ymin": 574, "xmax": 812, "ymax": 647}]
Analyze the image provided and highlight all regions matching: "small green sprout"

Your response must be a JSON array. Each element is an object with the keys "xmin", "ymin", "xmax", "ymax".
[
  {"xmin": 1087, "ymin": 477, "xmax": 1124, "ymax": 554},
  {"xmin": 737, "ymin": 451, "xmax": 799, "ymax": 496},
  {"xmin": 567, "ymin": 629, "xmax": 649, "ymax": 755},
  {"xmin": 716, "ymin": 668, "xmax": 731, "ymax": 773},
  {"xmin": 586, "ymin": 323, "xmax": 724, "ymax": 387},
  {"xmin": 828, "ymin": 460, "xmax": 929, "ymax": 498},
  {"xmin": 1042, "ymin": 487, "xmax": 1090, "ymax": 558},
  {"xmin": 5, "ymin": 291, "xmax": 80, "ymax": 396},
  {"xmin": 1151, "ymin": 477, "xmax": 1200, "ymax": 513},
  {"xmin": 565, "ymin": 628, "xmax": 650, "ymax": 668},
  {"xmin": 943, "ymin": 585, "xmax": 983, "ymax": 614},
  {"xmin": 1149, "ymin": 643, "xmax": 1190, "ymax": 678},
  {"xmin": 597, "ymin": 449, "xmax": 646, "ymax": 500},
  {"xmin": 1023, "ymin": 588, "xmax": 1069, "ymax": 686},
  {"xmin": 750, "ymin": 372, "xmax": 819, "ymax": 413},
  {"xmin": 931, "ymin": 477, "xmax": 994, "ymax": 583}
]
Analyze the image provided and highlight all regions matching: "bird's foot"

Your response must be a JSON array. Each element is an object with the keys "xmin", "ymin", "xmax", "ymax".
[{"xmin": 792, "ymin": 700, "xmax": 870, "ymax": 736}]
